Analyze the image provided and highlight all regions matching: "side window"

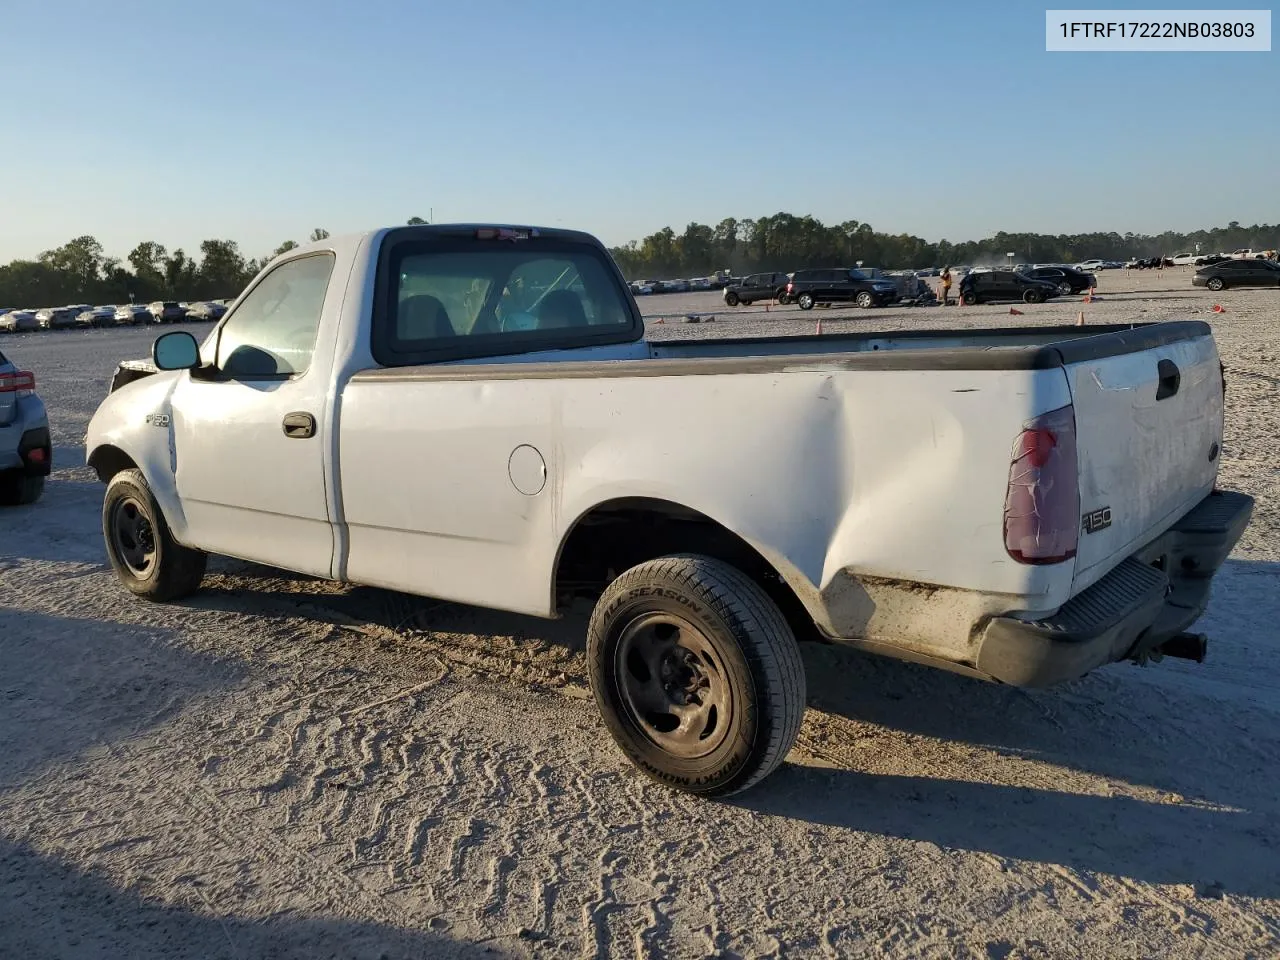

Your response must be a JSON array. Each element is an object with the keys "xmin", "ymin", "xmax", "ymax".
[{"xmin": 215, "ymin": 254, "xmax": 334, "ymax": 378}]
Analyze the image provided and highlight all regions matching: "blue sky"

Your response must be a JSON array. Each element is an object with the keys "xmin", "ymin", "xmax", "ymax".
[{"xmin": 1, "ymin": 0, "xmax": 1276, "ymax": 263}]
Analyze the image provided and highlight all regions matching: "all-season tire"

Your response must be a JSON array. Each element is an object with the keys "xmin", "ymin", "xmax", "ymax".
[
  {"xmin": 0, "ymin": 472, "xmax": 44, "ymax": 506},
  {"xmin": 103, "ymin": 468, "xmax": 206, "ymax": 601},
  {"xmin": 776, "ymin": 292, "xmax": 791, "ymax": 305},
  {"xmin": 1206, "ymin": 277, "xmax": 1225, "ymax": 291},
  {"xmin": 797, "ymin": 293, "xmax": 815, "ymax": 310},
  {"xmin": 855, "ymin": 291, "xmax": 875, "ymax": 308},
  {"xmin": 1057, "ymin": 281, "xmax": 1073, "ymax": 295},
  {"xmin": 587, "ymin": 554, "xmax": 806, "ymax": 797},
  {"xmin": 961, "ymin": 291, "xmax": 978, "ymax": 305},
  {"xmin": 723, "ymin": 291, "xmax": 740, "ymax": 306},
  {"xmin": 1023, "ymin": 288, "xmax": 1045, "ymax": 304}
]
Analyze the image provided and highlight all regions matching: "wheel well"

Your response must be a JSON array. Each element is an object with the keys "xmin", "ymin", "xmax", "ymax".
[
  {"xmin": 554, "ymin": 498, "xmax": 820, "ymax": 641},
  {"xmin": 88, "ymin": 445, "xmax": 138, "ymax": 483}
]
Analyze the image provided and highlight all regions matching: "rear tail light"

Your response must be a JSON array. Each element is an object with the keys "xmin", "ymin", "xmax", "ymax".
[
  {"xmin": 786, "ymin": 282, "xmax": 794, "ymax": 294},
  {"xmin": 0, "ymin": 371, "xmax": 35, "ymax": 397},
  {"xmin": 1004, "ymin": 404, "xmax": 1079, "ymax": 565}
]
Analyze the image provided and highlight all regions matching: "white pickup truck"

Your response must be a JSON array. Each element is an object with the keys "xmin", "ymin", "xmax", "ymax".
[{"xmin": 87, "ymin": 224, "xmax": 1253, "ymax": 797}]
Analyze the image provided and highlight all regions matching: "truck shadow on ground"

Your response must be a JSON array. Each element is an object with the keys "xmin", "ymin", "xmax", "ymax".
[
  {"xmin": 185, "ymin": 559, "xmax": 1280, "ymax": 897},
  {"xmin": 0, "ymin": 837, "xmax": 499, "ymax": 960}
]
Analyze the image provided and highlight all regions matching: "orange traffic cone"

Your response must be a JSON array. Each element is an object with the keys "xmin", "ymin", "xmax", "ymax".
[
  {"xmin": 654, "ymin": 317, "xmax": 664, "ymax": 324},
  {"xmin": 1077, "ymin": 311, "xmax": 1085, "ymax": 326},
  {"xmin": 1009, "ymin": 307, "xmax": 1024, "ymax": 316},
  {"xmin": 1083, "ymin": 287, "xmax": 1096, "ymax": 303},
  {"xmin": 816, "ymin": 318, "xmax": 823, "ymax": 335},
  {"xmin": 1212, "ymin": 303, "xmax": 1225, "ymax": 314}
]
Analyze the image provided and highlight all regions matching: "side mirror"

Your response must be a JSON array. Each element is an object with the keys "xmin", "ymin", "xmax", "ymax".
[{"xmin": 152, "ymin": 330, "xmax": 200, "ymax": 371}]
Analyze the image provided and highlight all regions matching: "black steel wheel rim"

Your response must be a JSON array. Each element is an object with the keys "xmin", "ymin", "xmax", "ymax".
[
  {"xmin": 614, "ymin": 613, "xmax": 733, "ymax": 760},
  {"xmin": 111, "ymin": 496, "xmax": 156, "ymax": 577}
]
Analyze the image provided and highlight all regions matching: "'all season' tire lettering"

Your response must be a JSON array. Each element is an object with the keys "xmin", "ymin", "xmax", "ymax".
[{"xmin": 628, "ymin": 586, "xmax": 702, "ymax": 613}]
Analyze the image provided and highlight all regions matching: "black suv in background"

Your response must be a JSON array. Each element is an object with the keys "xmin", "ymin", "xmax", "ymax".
[
  {"xmin": 722, "ymin": 272, "xmax": 791, "ymax": 306},
  {"xmin": 785, "ymin": 268, "xmax": 899, "ymax": 309},
  {"xmin": 958, "ymin": 270, "xmax": 1059, "ymax": 305},
  {"xmin": 1024, "ymin": 266, "xmax": 1096, "ymax": 295}
]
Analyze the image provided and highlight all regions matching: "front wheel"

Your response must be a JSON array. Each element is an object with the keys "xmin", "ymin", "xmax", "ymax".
[
  {"xmin": 1023, "ymin": 289, "xmax": 1045, "ymax": 304},
  {"xmin": 1057, "ymin": 281, "xmax": 1073, "ymax": 295},
  {"xmin": 797, "ymin": 293, "xmax": 815, "ymax": 310},
  {"xmin": 587, "ymin": 554, "xmax": 806, "ymax": 797},
  {"xmin": 1206, "ymin": 277, "xmax": 1225, "ymax": 291},
  {"xmin": 723, "ymin": 291, "xmax": 740, "ymax": 307},
  {"xmin": 103, "ymin": 468, "xmax": 207, "ymax": 601},
  {"xmin": 960, "ymin": 291, "xmax": 978, "ymax": 305},
  {"xmin": 855, "ymin": 291, "xmax": 874, "ymax": 308}
]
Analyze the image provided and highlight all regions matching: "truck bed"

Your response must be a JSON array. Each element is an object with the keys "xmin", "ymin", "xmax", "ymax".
[{"xmin": 358, "ymin": 320, "xmax": 1212, "ymax": 380}]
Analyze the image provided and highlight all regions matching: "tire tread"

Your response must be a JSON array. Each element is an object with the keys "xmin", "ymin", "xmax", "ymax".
[{"xmin": 588, "ymin": 554, "xmax": 806, "ymax": 796}]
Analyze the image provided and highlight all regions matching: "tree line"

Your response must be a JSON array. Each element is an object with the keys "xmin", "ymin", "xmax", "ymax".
[
  {"xmin": 0, "ymin": 220, "xmax": 421, "ymax": 309},
  {"xmin": 3, "ymin": 214, "xmax": 1275, "ymax": 307},
  {"xmin": 607, "ymin": 214, "xmax": 1280, "ymax": 279}
]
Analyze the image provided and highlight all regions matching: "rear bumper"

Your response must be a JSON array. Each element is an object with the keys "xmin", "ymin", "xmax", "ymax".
[
  {"xmin": 975, "ymin": 490, "xmax": 1254, "ymax": 687},
  {"xmin": 0, "ymin": 397, "xmax": 51, "ymax": 476}
]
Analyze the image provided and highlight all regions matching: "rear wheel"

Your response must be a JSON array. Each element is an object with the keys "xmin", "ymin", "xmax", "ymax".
[
  {"xmin": 723, "ymin": 291, "xmax": 740, "ymax": 307},
  {"xmin": 103, "ymin": 468, "xmax": 207, "ymax": 602},
  {"xmin": 1206, "ymin": 277, "xmax": 1225, "ymax": 292},
  {"xmin": 855, "ymin": 291, "xmax": 874, "ymax": 308},
  {"xmin": 1023, "ymin": 288, "xmax": 1045, "ymax": 304},
  {"xmin": 1057, "ymin": 281, "xmax": 1073, "ymax": 295},
  {"xmin": 0, "ymin": 472, "xmax": 44, "ymax": 506},
  {"xmin": 797, "ymin": 293, "xmax": 815, "ymax": 310},
  {"xmin": 587, "ymin": 554, "xmax": 806, "ymax": 797}
]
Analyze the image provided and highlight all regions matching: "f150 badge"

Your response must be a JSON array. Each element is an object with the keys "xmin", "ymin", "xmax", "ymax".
[
  {"xmin": 1082, "ymin": 506, "xmax": 1112, "ymax": 534},
  {"xmin": 145, "ymin": 413, "xmax": 170, "ymax": 428}
]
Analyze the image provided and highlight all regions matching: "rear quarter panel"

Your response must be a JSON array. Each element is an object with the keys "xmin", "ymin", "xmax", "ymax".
[{"xmin": 337, "ymin": 364, "xmax": 1075, "ymax": 629}]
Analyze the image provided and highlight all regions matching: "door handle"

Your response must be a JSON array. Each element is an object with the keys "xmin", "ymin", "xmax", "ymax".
[
  {"xmin": 282, "ymin": 412, "xmax": 316, "ymax": 438},
  {"xmin": 1156, "ymin": 359, "xmax": 1181, "ymax": 401}
]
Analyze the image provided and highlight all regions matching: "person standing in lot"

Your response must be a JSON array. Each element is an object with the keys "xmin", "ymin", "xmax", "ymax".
[{"xmin": 940, "ymin": 266, "xmax": 953, "ymax": 305}]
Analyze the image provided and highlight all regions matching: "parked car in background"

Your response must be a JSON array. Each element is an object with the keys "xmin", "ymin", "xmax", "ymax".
[
  {"xmin": 35, "ymin": 307, "xmax": 79, "ymax": 330},
  {"xmin": 76, "ymin": 305, "xmax": 119, "ymax": 328},
  {"xmin": 959, "ymin": 270, "xmax": 1059, "ymax": 305},
  {"xmin": 1196, "ymin": 254, "xmax": 1230, "ymax": 267},
  {"xmin": 1194, "ymin": 258, "xmax": 1280, "ymax": 291},
  {"xmin": 1024, "ymin": 266, "xmax": 1097, "ymax": 295},
  {"xmin": 722, "ymin": 272, "xmax": 791, "ymax": 306},
  {"xmin": 1076, "ymin": 259, "xmax": 1107, "ymax": 272},
  {"xmin": 148, "ymin": 301, "xmax": 188, "ymax": 323},
  {"xmin": 0, "ymin": 311, "xmax": 39, "ymax": 333},
  {"xmin": 0, "ymin": 349, "xmax": 50, "ymax": 505},
  {"xmin": 689, "ymin": 277, "xmax": 712, "ymax": 291},
  {"xmin": 1169, "ymin": 253, "xmax": 1200, "ymax": 266},
  {"xmin": 185, "ymin": 301, "xmax": 228, "ymax": 321},
  {"xmin": 114, "ymin": 304, "xmax": 152, "ymax": 325},
  {"xmin": 786, "ymin": 268, "xmax": 899, "ymax": 310}
]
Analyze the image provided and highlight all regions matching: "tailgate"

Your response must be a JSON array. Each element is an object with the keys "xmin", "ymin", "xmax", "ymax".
[{"xmin": 1067, "ymin": 333, "xmax": 1223, "ymax": 592}]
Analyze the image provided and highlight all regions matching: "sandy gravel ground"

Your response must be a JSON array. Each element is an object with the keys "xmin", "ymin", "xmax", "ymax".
[{"xmin": 1, "ymin": 266, "xmax": 1278, "ymax": 959}]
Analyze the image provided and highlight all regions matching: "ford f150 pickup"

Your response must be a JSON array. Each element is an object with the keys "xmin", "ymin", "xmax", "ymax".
[{"xmin": 86, "ymin": 223, "xmax": 1253, "ymax": 797}]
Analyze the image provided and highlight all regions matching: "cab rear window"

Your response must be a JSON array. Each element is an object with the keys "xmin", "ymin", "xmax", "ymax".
[{"xmin": 372, "ymin": 230, "xmax": 641, "ymax": 366}]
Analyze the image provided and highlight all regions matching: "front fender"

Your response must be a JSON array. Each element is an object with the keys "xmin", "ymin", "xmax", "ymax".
[{"xmin": 86, "ymin": 370, "xmax": 192, "ymax": 544}]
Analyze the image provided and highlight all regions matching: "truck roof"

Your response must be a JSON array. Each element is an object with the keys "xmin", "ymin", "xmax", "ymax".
[{"xmin": 278, "ymin": 223, "xmax": 605, "ymax": 265}]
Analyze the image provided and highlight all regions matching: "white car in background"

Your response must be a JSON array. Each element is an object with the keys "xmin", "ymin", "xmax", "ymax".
[
  {"xmin": 1169, "ymin": 253, "xmax": 1200, "ymax": 266},
  {"xmin": 0, "ymin": 310, "xmax": 39, "ymax": 333}
]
